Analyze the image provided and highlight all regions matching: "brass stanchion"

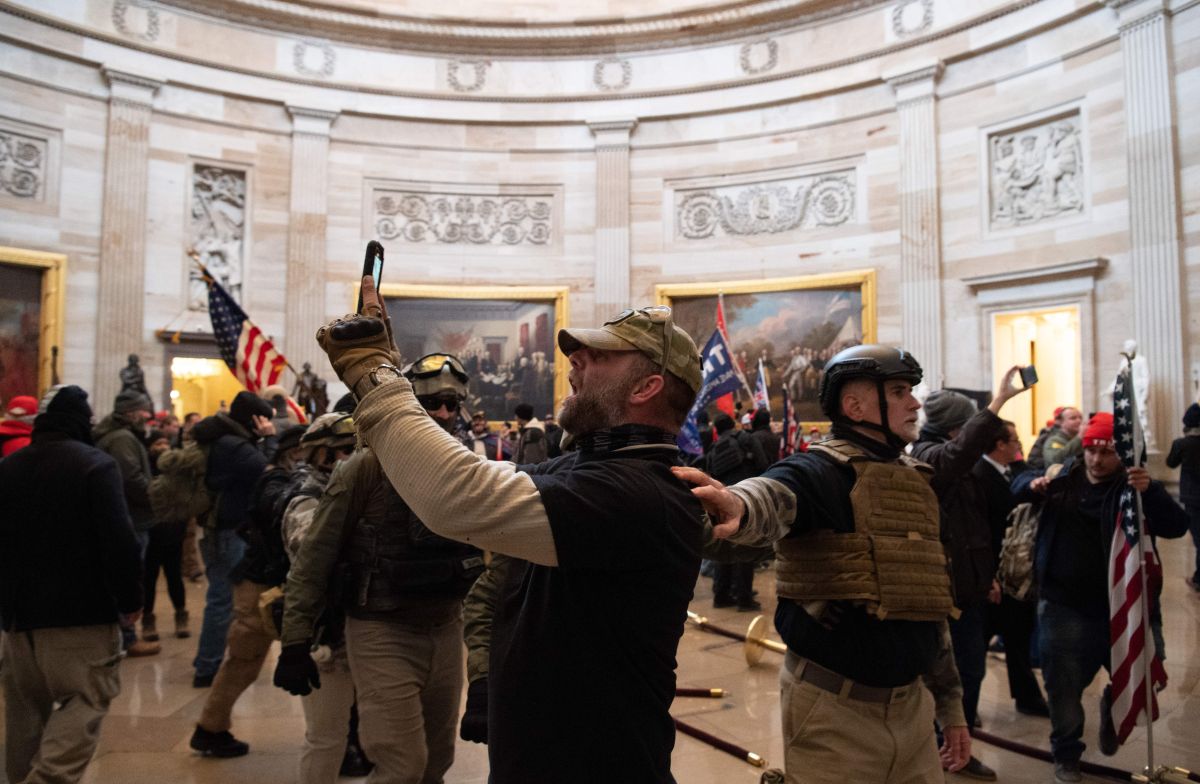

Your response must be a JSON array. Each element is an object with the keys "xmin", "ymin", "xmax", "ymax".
[{"xmin": 687, "ymin": 611, "xmax": 786, "ymax": 665}]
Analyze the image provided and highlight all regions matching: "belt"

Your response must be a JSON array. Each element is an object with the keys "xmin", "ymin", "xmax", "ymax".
[{"xmin": 784, "ymin": 651, "xmax": 914, "ymax": 705}]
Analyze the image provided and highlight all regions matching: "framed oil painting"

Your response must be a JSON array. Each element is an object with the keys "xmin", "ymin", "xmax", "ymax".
[
  {"xmin": 379, "ymin": 284, "xmax": 570, "ymax": 423},
  {"xmin": 0, "ymin": 246, "xmax": 65, "ymax": 402},
  {"xmin": 656, "ymin": 269, "xmax": 876, "ymax": 426}
]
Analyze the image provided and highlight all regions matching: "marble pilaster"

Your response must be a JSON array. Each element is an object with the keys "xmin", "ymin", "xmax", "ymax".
[
  {"xmin": 285, "ymin": 107, "xmax": 337, "ymax": 378},
  {"xmin": 887, "ymin": 62, "xmax": 944, "ymax": 389},
  {"xmin": 95, "ymin": 68, "xmax": 160, "ymax": 410},
  {"xmin": 1108, "ymin": 0, "xmax": 1185, "ymax": 451},
  {"xmin": 588, "ymin": 119, "xmax": 637, "ymax": 323}
]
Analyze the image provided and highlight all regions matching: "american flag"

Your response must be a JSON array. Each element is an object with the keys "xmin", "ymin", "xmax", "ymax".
[
  {"xmin": 754, "ymin": 358, "xmax": 770, "ymax": 413},
  {"xmin": 1107, "ymin": 364, "xmax": 1166, "ymax": 745},
  {"xmin": 205, "ymin": 270, "xmax": 288, "ymax": 395},
  {"xmin": 780, "ymin": 385, "xmax": 798, "ymax": 458}
]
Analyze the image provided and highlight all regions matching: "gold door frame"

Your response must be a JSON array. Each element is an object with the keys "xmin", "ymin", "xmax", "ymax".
[
  {"xmin": 655, "ymin": 268, "xmax": 877, "ymax": 430},
  {"xmin": 0, "ymin": 246, "xmax": 67, "ymax": 396},
  {"xmin": 372, "ymin": 282, "xmax": 571, "ymax": 422}
]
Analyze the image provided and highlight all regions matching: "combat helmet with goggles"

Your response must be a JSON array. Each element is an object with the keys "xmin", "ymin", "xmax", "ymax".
[
  {"xmin": 404, "ymin": 353, "xmax": 469, "ymax": 414},
  {"xmin": 300, "ymin": 412, "xmax": 357, "ymax": 461},
  {"xmin": 818, "ymin": 344, "xmax": 923, "ymax": 448}
]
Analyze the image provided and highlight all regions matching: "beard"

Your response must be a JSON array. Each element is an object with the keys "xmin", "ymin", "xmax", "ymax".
[{"xmin": 558, "ymin": 370, "xmax": 636, "ymax": 437}]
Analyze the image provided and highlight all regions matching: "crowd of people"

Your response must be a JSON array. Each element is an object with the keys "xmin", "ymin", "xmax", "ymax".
[{"xmin": 2, "ymin": 289, "xmax": 1199, "ymax": 784}]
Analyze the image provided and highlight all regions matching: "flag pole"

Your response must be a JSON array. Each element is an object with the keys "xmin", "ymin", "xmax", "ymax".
[
  {"xmin": 187, "ymin": 249, "xmax": 315, "ymax": 401},
  {"xmin": 1121, "ymin": 351, "xmax": 1155, "ymax": 775}
]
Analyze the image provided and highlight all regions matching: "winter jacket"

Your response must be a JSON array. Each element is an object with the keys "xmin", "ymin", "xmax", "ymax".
[
  {"xmin": 234, "ymin": 464, "xmax": 297, "ymax": 586},
  {"xmin": 1015, "ymin": 459, "xmax": 1188, "ymax": 613},
  {"xmin": 1166, "ymin": 434, "xmax": 1200, "ymax": 508},
  {"xmin": 515, "ymin": 419, "xmax": 548, "ymax": 464},
  {"xmin": 749, "ymin": 424, "xmax": 780, "ymax": 464},
  {"xmin": 0, "ymin": 431, "xmax": 143, "ymax": 631},
  {"xmin": 0, "ymin": 419, "xmax": 32, "ymax": 457},
  {"xmin": 192, "ymin": 413, "xmax": 269, "ymax": 531},
  {"xmin": 94, "ymin": 412, "xmax": 155, "ymax": 532},
  {"xmin": 910, "ymin": 409, "xmax": 1007, "ymax": 608}
]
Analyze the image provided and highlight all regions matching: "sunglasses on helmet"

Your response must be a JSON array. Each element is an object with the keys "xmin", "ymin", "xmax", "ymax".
[{"xmin": 409, "ymin": 354, "xmax": 469, "ymax": 385}]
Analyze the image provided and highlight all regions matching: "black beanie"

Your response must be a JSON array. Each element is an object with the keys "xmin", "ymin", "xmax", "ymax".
[
  {"xmin": 1184, "ymin": 402, "xmax": 1200, "ymax": 429},
  {"xmin": 923, "ymin": 390, "xmax": 977, "ymax": 436},
  {"xmin": 230, "ymin": 390, "xmax": 273, "ymax": 431},
  {"xmin": 113, "ymin": 389, "xmax": 152, "ymax": 415},
  {"xmin": 515, "ymin": 403, "xmax": 534, "ymax": 421},
  {"xmin": 713, "ymin": 413, "xmax": 736, "ymax": 434},
  {"xmin": 34, "ymin": 385, "xmax": 94, "ymax": 444}
]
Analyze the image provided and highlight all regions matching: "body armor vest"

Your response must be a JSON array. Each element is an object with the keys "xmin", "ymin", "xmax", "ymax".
[
  {"xmin": 774, "ymin": 439, "xmax": 956, "ymax": 622},
  {"xmin": 342, "ymin": 479, "xmax": 484, "ymax": 618}
]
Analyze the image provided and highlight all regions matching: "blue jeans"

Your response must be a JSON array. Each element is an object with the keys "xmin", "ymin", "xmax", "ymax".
[
  {"xmin": 193, "ymin": 528, "xmax": 246, "ymax": 678},
  {"xmin": 121, "ymin": 531, "xmax": 151, "ymax": 649},
  {"xmin": 949, "ymin": 602, "xmax": 988, "ymax": 728},
  {"xmin": 1038, "ymin": 600, "xmax": 1110, "ymax": 764}
]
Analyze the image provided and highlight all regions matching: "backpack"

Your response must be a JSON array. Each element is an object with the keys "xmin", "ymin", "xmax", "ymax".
[
  {"xmin": 148, "ymin": 442, "xmax": 213, "ymax": 525},
  {"xmin": 705, "ymin": 431, "xmax": 759, "ymax": 482},
  {"xmin": 996, "ymin": 501, "xmax": 1041, "ymax": 601}
]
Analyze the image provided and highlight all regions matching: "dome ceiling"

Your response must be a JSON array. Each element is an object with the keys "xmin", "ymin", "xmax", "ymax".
[{"xmin": 158, "ymin": 0, "xmax": 883, "ymax": 55}]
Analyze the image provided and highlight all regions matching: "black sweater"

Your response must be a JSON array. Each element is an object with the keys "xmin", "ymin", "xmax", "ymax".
[{"xmin": 0, "ymin": 431, "xmax": 143, "ymax": 631}]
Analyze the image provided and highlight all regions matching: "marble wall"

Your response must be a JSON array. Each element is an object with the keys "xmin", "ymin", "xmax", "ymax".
[{"xmin": 0, "ymin": 0, "xmax": 1195, "ymax": 453}]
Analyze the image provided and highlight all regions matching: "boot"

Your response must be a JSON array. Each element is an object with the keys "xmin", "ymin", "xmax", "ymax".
[
  {"xmin": 175, "ymin": 609, "xmax": 191, "ymax": 639},
  {"xmin": 339, "ymin": 742, "xmax": 374, "ymax": 777},
  {"xmin": 141, "ymin": 613, "xmax": 159, "ymax": 642},
  {"xmin": 126, "ymin": 639, "xmax": 161, "ymax": 657},
  {"xmin": 190, "ymin": 725, "xmax": 249, "ymax": 757}
]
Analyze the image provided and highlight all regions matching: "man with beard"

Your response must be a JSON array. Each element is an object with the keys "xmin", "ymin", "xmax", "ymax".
[{"xmin": 313, "ymin": 286, "xmax": 703, "ymax": 784}]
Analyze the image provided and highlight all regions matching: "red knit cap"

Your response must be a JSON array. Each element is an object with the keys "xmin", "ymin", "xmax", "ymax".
[
  {"xmin": 5, "ymin": 395, "xmax": 37, "ymax": 418},
  {"xmin": 1081, "ymin": 412, "xmax": 1114, "ymax": 448}
]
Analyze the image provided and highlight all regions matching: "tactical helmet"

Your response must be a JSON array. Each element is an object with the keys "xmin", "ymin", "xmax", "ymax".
[
  {"xmin": 403, "ymin": 353, "xmax": 469, "ymax": 399},
  {"xmin": 300, "ymin": 412, "xmax": 356, "ymax": 450},
  {"xmin": 818, "ymin": 344, "xmax": 923, "ymax": 420}
]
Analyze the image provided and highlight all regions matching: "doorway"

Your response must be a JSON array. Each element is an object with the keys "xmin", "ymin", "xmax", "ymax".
[
  {"xmin": 991, "ymin": 305, "xmax": 1082, "ymax": 448},
  {"xmin": 170, "ymin": 357, "xmax": 243, "ymax": 419}
]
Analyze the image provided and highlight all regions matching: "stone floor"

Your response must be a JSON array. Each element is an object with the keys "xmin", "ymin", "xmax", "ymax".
[{"xmin": 2, "ymin": 537, "xmax": 1198, "ymax": 784}]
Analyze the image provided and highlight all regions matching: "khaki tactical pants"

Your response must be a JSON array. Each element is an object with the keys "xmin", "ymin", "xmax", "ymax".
[
  {"xmin": 345, "ymin": 616, "xmax": 464, "ymax": 784},
  {"xmin": 299, "ymin": 643, "xmax": 356, "ymax": 784},
  {"xmin": 2, "ymin": 624, "xmax": 123, "ymax": 784},
  {"xmin": 198, "ymin": 579, "xmax": 275, "ymax": 732},
  {"xmin": 780, "ymin": 655, "xmax": 941, "ymax": 784}
]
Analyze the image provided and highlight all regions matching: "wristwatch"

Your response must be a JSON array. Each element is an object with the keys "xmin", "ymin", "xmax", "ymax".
[{"xmin": 353, "ymin": 363, "xmax": 404, "ymax": 399}]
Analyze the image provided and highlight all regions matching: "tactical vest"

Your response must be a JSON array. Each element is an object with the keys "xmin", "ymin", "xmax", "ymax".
[
  {"xmin": 341, "ymin": 480, "xmax": 484, "ymax": 618},
  {"xmin": 774, "ymin": 439, "xmax": 956, "ymax": 622}
]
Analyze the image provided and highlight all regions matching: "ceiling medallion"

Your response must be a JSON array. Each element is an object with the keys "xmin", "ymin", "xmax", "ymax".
[
  {"xmin": 448, "ymin": 60, "xmax": 490, "ymax": 92},
  {"xmin": 739, "ymin": 38, "xmax": 778, "ymax": 75},
  {"xmin": 593, "ymin": 57, "xmax": 632, "ymax": 92}
]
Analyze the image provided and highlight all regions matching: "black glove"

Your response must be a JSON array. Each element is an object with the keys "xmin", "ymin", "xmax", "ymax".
[
  {"xmin": 459, "ymin": 677, "xmax": 488, "ymax": 743},
  {"xmin": 274, "ymin": 643, "xmax": 320, "ymax": 696}
]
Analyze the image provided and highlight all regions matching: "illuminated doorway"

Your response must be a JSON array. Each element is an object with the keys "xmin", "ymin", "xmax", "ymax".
[
  {"xmin": 992, "ymin": 306, "xmax": 1082, "ymax": 447},
  {"xmin": 170, "ymin": 357, "xmax": 244, "ymax": 419}
]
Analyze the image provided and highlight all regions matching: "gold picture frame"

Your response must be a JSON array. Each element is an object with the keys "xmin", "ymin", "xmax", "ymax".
[
  {"xmin": 374, "ymin": 283, "xmax": 570, "ymax": 424},
  {"xmin": 0, "ymin": 246, "xmax": 67, "ymax": 397},
  {"xmin": 656, "ymin": 269, "xmax": 876, "ymax": 429}
]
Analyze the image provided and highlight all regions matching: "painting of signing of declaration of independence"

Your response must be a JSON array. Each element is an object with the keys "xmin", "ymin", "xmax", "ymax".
[
  {"xmin": 0, "ymin": 263, "xmax": 42, "ymax": 405},
  {"xmin": 385, "ymin": 295, "xmax": 557, "ymax": 423},
  {"xmin": 666, "ymin": 275, "xmax": 871, "ymax": 423}
]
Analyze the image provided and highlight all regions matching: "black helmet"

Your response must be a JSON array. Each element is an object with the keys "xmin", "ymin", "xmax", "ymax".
[{"xmin": 818, "ymin": 344, "xmax": 923, "ymax": 420}]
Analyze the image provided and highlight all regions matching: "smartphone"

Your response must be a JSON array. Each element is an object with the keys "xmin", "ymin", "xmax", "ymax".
[
  {"xmin": 356, "ymin": 241, "xmax": 385, "ymax": 314},
  {"xmin": 1019, "ymin": 365, "xmax": 1038, "ymax": 388}
]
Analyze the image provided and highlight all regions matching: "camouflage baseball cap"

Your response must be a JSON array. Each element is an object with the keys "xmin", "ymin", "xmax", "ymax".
[{"xmin": 557, "ymin": 306, "xmax": 702, "ymax": 393}]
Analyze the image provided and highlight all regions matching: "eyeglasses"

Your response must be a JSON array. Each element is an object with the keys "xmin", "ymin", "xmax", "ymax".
[
  {"xmin": 409, "ymin": 354, "xmax": 469, "ymax": 385},
  {"xmin": 605, "ymin": 305, "xmax": 674, "ymax": 376},
  {"xmin": 417, "ymin": 394, "xmax": 460, "ymax": 413}
]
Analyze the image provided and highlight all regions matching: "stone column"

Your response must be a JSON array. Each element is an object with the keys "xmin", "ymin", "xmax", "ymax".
[
  {"xmin": 95, "ymin": 69, "xmax": 161, "ymax": 410},
  {"xmin": 1108, "ymin": 0, "xmax": 1185, "ymax": 451},
  {"xmin": 285, "ymin": 107, "xmax": 337, "ymax": 376},
  {"xmin": 588, "ymin": 119, "xmax": 637, "ymax": 323},
  {"xmin": 887, "ymin": 62, "xmax": 945, "ymax": 389}
]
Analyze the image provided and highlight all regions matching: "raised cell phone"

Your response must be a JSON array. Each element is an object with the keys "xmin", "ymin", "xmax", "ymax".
[
  {"xmin": 356, "ymin": 241, "xmax": 385, "ymax": 314},
  {"xmin": 1019, "ymin": 365, "xmax": 1038, "ymax": 388}
]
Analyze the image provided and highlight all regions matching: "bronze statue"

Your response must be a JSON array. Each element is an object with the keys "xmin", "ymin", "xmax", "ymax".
[
  {"xmin": 292, "ymin": 362, "xmax": 329, "ymax": 418},
  {"xmin": 119, "ymin": 353, "xmax": 153, "ymax": 411}
]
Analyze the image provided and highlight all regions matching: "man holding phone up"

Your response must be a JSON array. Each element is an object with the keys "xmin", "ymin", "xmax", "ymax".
[{"xmin": 313, "ymin": 278, "xmax": 705, "ymax": 783}]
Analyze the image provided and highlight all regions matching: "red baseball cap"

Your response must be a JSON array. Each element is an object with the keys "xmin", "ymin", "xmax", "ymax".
[
  {"xmin": 1081, "ymin": 412, "xmax": 1114, "ymax": 448},
  {"xmin": 5, "ymin": 395, "xmax": 37, "ymax": 418}
]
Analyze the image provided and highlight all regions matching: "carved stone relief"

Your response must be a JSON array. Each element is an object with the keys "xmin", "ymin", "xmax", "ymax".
[
  {"xmin": 112, "ymin": 0, "xmax": 160, "ymax": 42},
  {"xmin": 675, "ymin": 171, "xmax": 856, "ymax": 239},
  {"xmin": 593, "ymin": 57, "xmax": 632, "ymax": 92},
  {"xmin": 891, "ymin": 0, "xmax": 933, "ymax": 37},
  {"xmin": 189, "ymin": 165, "xmax": 246, "ymax": 310},
  {"xmin": 988, "ymin": 112, "xmax": 1084, "ymax": 229},
  {"xmin": 0, "ymin": 128, "xmax": 47, "ymax": 200},
  {"xmin": 448, "ymin": 60, "xmax": 490, "ymax": 92},
  {"xmin": 739, "ymin": 39, "xmax": 778, "ymax": 75},
  {"xmin": 294, "ymin": 41, "xmax": 336, "ymax": 78},
  {"xmin": 374, "ymin": 191, "xmax": 552, "ymax": 246}
]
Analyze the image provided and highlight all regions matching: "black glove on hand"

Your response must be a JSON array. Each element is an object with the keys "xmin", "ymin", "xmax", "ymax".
[
  {"xmin": 274, "ymin": 643, "xmax": 320, "ymax": 696},
  {"xmin": 459, "ymin": 677, "xmax": 489, "ymax": 744}
]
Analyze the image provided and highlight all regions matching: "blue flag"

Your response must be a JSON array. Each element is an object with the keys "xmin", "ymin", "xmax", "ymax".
[{"xmin": 678, "ymin": 329, "xmax": 745, "ymax": 455}]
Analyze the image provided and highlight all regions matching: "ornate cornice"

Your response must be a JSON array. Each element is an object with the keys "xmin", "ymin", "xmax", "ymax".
[{"xmin": 155, "ymin": 0, "xmax": 886, "ymax": 56}]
